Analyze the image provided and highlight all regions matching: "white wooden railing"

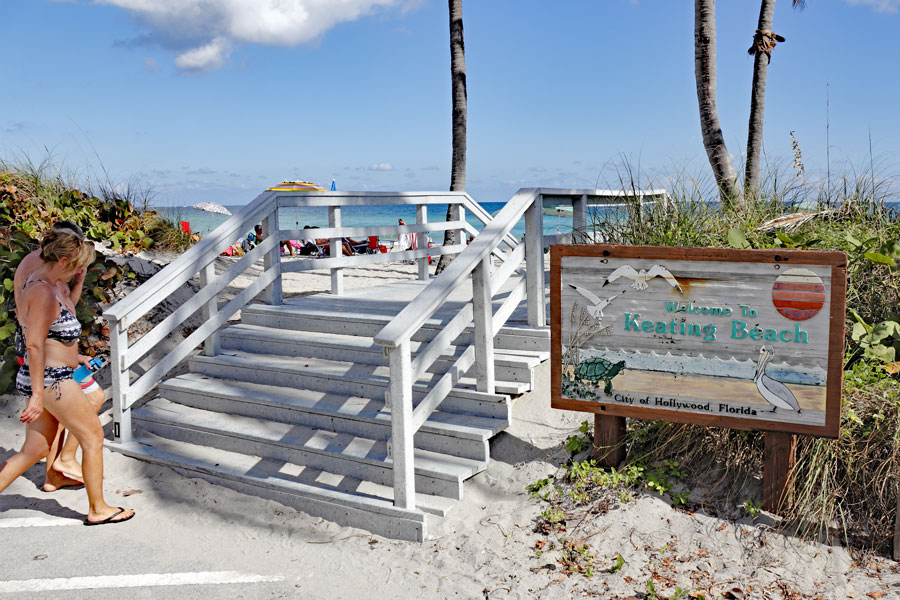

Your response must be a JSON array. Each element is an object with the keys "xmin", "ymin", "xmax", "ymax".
[
  {"xmin": 540, "ymin": 188, "xmax": 669, "ymax": 246},
  {"xmin": 102, "ymin": 190, "xmax": 484, "ymax": 444},
  {"xmin": 372, "ymin": 188, "xmax": 549, "ymax": 510}
]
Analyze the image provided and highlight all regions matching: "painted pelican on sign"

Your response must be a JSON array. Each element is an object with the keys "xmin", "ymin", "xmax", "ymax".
[
  {"xmin": 568, "ymin": 285, "xmax": 621, "ymax": 320},
  {"xmin": 754, "ymin": 344, "xmax": 801, "ymax": 413},
  {"xmin": 602, "ymin": 264, "xmax": 684, "ymax": 293}
]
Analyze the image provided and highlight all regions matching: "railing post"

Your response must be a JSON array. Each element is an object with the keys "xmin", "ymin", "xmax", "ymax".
[
  {"xmin": 329, "ymin": 206, "xmax": 344, "ymax": 295},
  {"xmin": 199, "ymin": 261, "xmax": 220, "ymax": 356},
  {"xmin": 573, "ymin": 194, "xmax": 588, "ymax": 243},
  {"xmin": 262, "ymin": 207, "xmax": 283, "ymax": 305},
  {"xmin": 471, "ymin": 255, "xmax": 495, "ymax": 393},
  {"xmin": 387, "ymin": 340, "xmax": 415, "ymax": 510},
  {"xmin": 451, "ymin": 202, "xmax": 465, "ymax": 247},
  {"xmin": 416, "ymin": 204, "xmax": 429, "ymax": 281},
  {"xmin": 108, "ymin": 317, "xmax": 131, "ymax": 444},
  {"xmin": 524, "ymin": 196, "xmax": 546, "ymax": 327}
]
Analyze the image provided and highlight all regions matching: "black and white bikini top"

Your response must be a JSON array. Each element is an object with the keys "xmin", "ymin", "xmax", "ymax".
[{"xmin": 21, "ymin": 278, "xmax": 82, "ymax": 344}]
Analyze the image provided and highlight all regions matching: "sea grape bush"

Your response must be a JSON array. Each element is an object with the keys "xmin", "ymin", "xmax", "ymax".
[{"xmin": 0, "ymin": 165, "xmax": 190, "ymax": 393}]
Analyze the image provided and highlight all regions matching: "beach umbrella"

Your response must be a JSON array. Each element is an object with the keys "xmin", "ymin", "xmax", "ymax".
[
  {"xmin": 266, "ymin": 181, "xmax": 324, "ymax": 191},
  {"xmin": 330, "ymin": 179, "xmax": 337, "ymax": 191},
  {"xmin": 192, "ymin": 201, "xmax": 232, "ymax": 216}
]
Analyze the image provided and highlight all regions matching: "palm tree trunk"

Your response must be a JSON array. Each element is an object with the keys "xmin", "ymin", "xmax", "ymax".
[
  {"xmin": 745, "ymin": 0, "xmax": 777, "ymax": 198},
  {"xmin": 435, "ymin": 0, "xmax": 467, "ymax": 275},
  {"xmin": 694, "ymin": 0, "xmax": 743, "ymax": 209}
]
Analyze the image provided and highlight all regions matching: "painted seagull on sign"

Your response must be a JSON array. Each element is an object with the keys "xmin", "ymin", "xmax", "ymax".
[
  {"xmin": 602, "ymin": 264, "xmax": 684, "ymax": 293},
  {"xmin": 569, "ymin": 285, "xmax": 622, "ymax": 320},
  {"xmin": 754, "ymin": 344, "xmax": 801, "ymax": 413}
]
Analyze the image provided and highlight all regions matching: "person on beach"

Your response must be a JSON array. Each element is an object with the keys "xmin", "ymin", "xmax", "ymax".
[
  {"xmin": 299, "ymin": 225, "xmax": 319, "ymax": 256},
  {"xmin": 341, "ymin": 237, "xmax": 367, "ymax": 255},
  {"xmin": 396, "ymin": 218, "xmax": 416, "ymax": 251},
  {"xmin": 1, "ymin": 227, "xmax": 134, "ymax": 525},
  {"xmin": 252, "ymin": 223, "xmax": 295, "ymax": 256},
  {"xmin": 12, "ymin": 221, "xmax": 105, "ymax": 492},
  {"xmin": 305, "ymin": 225, "xmax": 360, "ymax": 256}
]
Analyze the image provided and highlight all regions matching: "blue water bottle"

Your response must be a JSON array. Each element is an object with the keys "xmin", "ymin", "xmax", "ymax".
[{"xmin": 73, "ymin": 357, "xmax": 103, "ymax": 382}]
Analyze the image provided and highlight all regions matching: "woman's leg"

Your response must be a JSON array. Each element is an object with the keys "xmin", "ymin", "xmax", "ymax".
[
  {"xmin": 42, "ymin": 380, "xmax": 133, "ymax": 522},
  {"xmin": 42, "ymin": 421, "xmax": 84, "ymax": 492},
  {"xmin": 0, "ymin": 410, "xmax": 60, "ymax": 493},
  {"xmin": 49, "ymin": 386, "xmax": 105, "ymax": 483}
]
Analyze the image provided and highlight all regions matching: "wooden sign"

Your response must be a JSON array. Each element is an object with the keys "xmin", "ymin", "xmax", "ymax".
[{"xmin": 551, "ymin": 245, "xmax": 847, "ymax": 438}]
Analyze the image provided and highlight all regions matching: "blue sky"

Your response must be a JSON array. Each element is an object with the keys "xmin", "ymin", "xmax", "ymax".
[{"xmin": 2, "ymin": 0, "xmax": 898, "ymax": 206}]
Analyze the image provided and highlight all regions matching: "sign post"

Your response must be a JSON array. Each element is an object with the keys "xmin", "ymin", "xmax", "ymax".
[
  {"xmin": 552, "ymin": 245, "xmax": 847, "ymax": 509},
  {"xmin": 594, "ymin": 414, "xmax": 626, "ymax": 468}
]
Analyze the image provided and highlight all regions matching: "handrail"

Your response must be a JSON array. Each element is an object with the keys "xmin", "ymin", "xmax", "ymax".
[
  {"xmin": 104, "ymin": 191, "xmax": 277, "ymax": 326},
  {"xmin": 372, "ymin": 188, "xmax": 546, "ymax": 512},
  {"xmin": 275, "ymin": 190, "xmax": 469, "ymax": 205},
  {"xmin": 374, "ymin": 188, "xmax": 541, "ymax": 348},
  {"xmin": 460, "ymin": 194, "xmax": 520, "ymax": 252}
]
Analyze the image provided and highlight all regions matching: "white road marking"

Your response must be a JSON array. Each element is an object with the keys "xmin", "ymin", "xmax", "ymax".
[
  {"xmin": 0, "ymin": 517, "xmax": 81, "ymax": 528},
  {"xmin": 0, "ymin": 571, "xmax": 284, "ymax": 593}
]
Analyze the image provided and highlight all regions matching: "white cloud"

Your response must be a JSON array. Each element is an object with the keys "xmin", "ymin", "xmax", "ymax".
[
  {"xmin": 97, "ymin": 0, "xmax": 414, "ymax": 71},
  {"xmin": 174, "ymin": 37, "xmax": 231, "ymax": 71},
  {"xmin": 846, "ymin": 0, "xmax": 900, "ymax": 12},
  {"xmin": 369, "ymin": 162, "xmax": 393, "ymax": 171}
]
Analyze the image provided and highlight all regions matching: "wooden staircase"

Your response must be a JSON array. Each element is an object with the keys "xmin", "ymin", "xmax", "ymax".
[
  {"xmin": 101, "ymin": 188, "xmax": 570, "ymax": 542},
  {"xmin": 108, "ymin": 296, "xmax": 549, "ymax": 541}
]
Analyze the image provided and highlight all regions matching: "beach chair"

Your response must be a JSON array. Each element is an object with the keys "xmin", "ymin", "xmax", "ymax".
[
  {"xmin": 367, "ymin": 236, "xmax": 387, "ymax": 254},
  {"xmin": 345, "ymin": 238, "xmax": 368, "ymax": 254}
]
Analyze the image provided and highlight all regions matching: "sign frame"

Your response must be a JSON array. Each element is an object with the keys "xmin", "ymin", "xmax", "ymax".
[{"xmin": 551, "ymin": 244, "xmax": 847, "ymax": 438}]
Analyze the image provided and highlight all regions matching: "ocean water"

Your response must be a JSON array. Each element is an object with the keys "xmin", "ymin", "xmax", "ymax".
[
  {"xmin": 156, "ymin": 202, "xmax": 579, "ymax": 242},
  {"xmin": 156, "ymin": 200, "xmax": 900, "ymax": 244}
]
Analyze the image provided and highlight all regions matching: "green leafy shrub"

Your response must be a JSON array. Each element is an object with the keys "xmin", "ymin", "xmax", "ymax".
[{"xmin": 0, "ymin": 159, "xmax": 193, "ymax": 393}]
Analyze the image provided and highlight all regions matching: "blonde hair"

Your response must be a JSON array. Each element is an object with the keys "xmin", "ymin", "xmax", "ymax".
[
  {"xmin": 74, "ymin": 239, "xmax": 96, "ymax": 269},
  {"xmin": 39, "ymin": 228, "xmax": 91, "ymax": 268}
]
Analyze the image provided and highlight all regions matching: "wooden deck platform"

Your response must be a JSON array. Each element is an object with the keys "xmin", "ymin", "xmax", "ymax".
[{"xmin": 273, "ymin": 266, "xmax": 551, "ymax": 327}]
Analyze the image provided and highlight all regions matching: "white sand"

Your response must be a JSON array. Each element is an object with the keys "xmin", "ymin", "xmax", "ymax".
[{"xmin": 2, "ymin": 257, "xmax": 898, "ymax": 598}]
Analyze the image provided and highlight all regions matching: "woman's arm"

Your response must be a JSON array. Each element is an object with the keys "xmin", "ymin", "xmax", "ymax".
[
  {"xmin": 67, "ymin": 268, "xmax": 87, "ymax": 304},
  {"xmin": 20, "ymin": 285, "xmax": 59, "ymax": 423}
]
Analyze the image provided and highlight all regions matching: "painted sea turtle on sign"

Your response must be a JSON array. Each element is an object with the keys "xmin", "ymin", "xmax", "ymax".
[{"xmin": 574, "ymin": 357, "xmax": 626, "ymax": 394}]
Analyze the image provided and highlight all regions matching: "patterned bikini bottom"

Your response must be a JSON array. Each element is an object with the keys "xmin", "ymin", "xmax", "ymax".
[{"xmin": 15, "ymin": 363, "xmax": 75, "ymax": 398}]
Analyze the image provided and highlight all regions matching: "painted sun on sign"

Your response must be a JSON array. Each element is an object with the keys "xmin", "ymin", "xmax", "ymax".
[
  {"xmin": 552, "ymin": 245, "xmax": 846, "ymax": 438},
  {"xmin": 771, "ymin": 268, "xmax": 826, "ymax": 321}
]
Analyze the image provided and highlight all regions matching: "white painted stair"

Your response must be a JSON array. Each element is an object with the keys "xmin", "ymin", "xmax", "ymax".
[{"xmin": 108, "ymin": 300, "xmax": 549, "ymax": 541}]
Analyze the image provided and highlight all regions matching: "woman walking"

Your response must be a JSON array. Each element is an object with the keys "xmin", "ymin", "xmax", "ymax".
[
  {"xmin": 0, "ymin": 228, "xmax": 134, "ymax": 525},
  {"xmin": 12, "ymin": 221, "xmax": 106, "ymax": 491}
]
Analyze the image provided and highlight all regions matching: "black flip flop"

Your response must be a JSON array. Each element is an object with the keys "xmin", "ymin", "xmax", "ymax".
[{"xmin": 84, "ymin": 507, "xmax": 135, "ymax": 526}]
